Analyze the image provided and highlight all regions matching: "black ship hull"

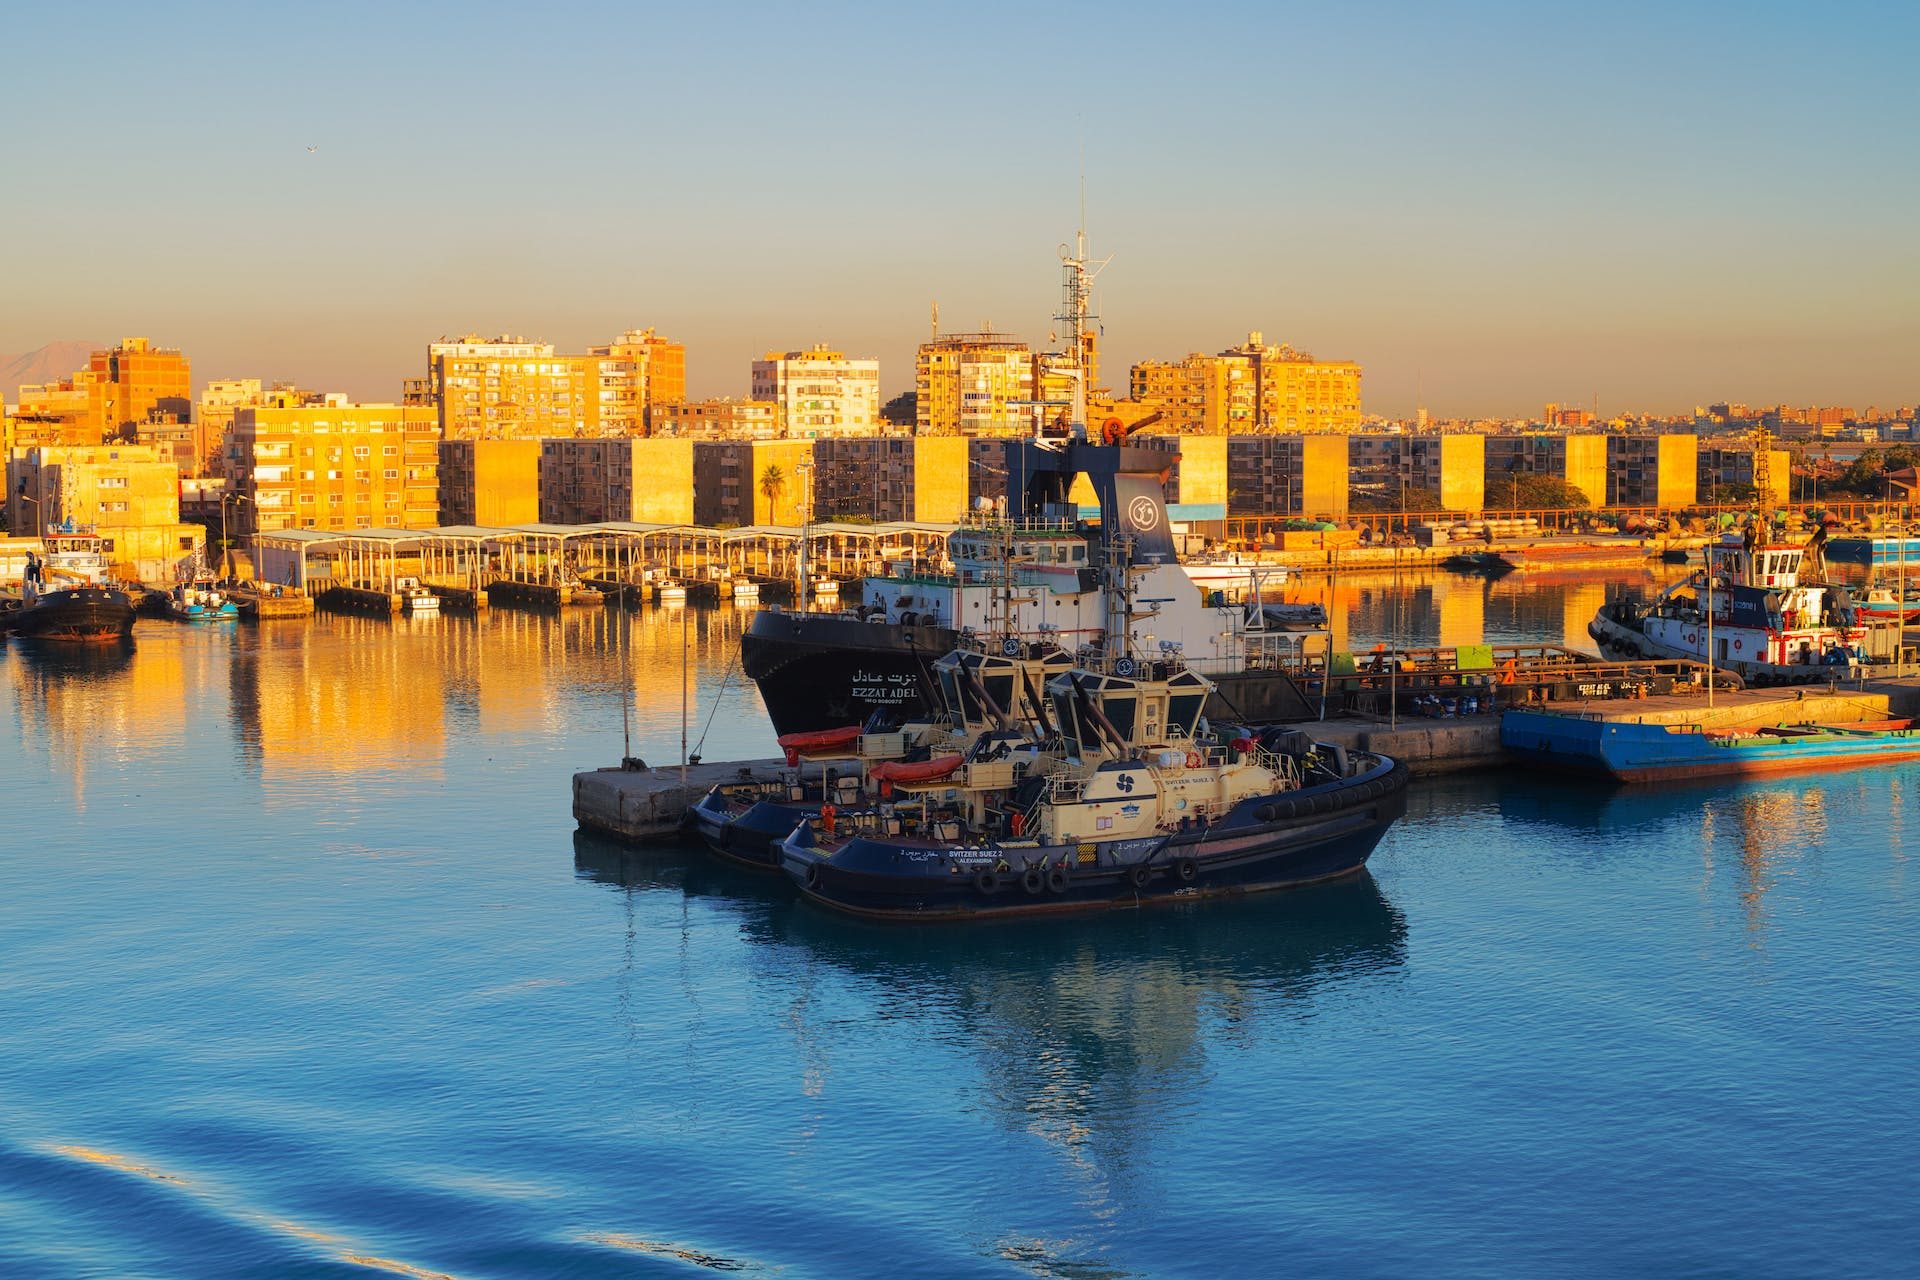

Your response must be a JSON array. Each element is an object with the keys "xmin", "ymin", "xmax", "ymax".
[
  {"xmin": 9, "ymin": 588, "xmax": 137, "ymax": 643},
  {"xmin": 742, "ymin": 609, "xmax": 1319, "ymax": 734},
  {"xmin": 741, "ymin": 610, "xmax": 955, "ymax": 733}
]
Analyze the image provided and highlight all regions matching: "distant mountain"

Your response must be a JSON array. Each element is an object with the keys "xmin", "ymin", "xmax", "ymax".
[{"xmin": 0, "ymin": 341, "xmax": 98, "ymax": 397}]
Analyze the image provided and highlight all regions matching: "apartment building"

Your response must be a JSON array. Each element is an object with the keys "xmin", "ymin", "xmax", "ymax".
[
  {"xmin": 750, "ymin": 346, "xmax": 881, "ymax": 438},
  {"xmin": 425, "ymin": 330, "xmax": 684, "ymax": 440},
  {"xmin": 1226, "ymin": 436, "xmax": 1351, "ymax": 518},
  {"xmin": 4, "ymin": 444, "xmax": 204, "ymax": 580},
  {"xmin": 650, "ymin": 398, "xmax": 783, "ymax": 439},
  {"xmin": 438, "ymin": 439, "xmax": 542, "ymax": 527},
  {"xmin": 691, "ymin": 439, "xmax": 815, "ymax": 526},
  {"xmin": 7, "ymin": 336, "xmax": 193, "ymax": 452},
  {"xmin": 1606, "ymin": 435, "xmax": 1697, "ymax": 507},
  {"xmin": 1483, "ymin": 434, "xmax": 1610, "ymax": 508},
  {"xmin": 591, "ymin": 328, "xmax": 687, "ymax": 428},
  {"xmin": 1699, "ymin": 444, "xmax": 1791, "ymax": 505},
  {"xmin": 1130, "ymin": 332, "xmax": 1362, "ymax": 434},
  {"xmin": 808, "ymin": 438, "xmax": 969, "ymax": 523},
  {"xmin": 227, "ymin": 400, "xmax": 439, "ymax": 534},
  {"xmin": 915, "ymin": 333, "xmax": 1036, "ymax": 436},
  {"xmin": 538, "ymin": 439, "xmax": 694, "ymax": 525},
  {"xmin": 1347, "ymin": 435, "xmax": 1485, "ymax": 511}
]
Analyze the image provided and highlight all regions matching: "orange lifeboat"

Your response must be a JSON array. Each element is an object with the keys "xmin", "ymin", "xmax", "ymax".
[
  {"xmin": 777, "ymin": 725, "xmax": 863, "ymax": 764},
  {"xmin": 868, "ymin": 754, "xmax": 965, "ymax": 785}
]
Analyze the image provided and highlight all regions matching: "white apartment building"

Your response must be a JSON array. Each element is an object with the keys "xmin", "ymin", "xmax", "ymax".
[{"xmin": 749, "ymin": 344, "xmax": 881, "ymax": 437}]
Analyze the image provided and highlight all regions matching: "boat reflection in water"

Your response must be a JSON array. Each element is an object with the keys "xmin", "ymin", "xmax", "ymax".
[
  {"xmin": 576, "ymin": 829, "xmax": 1405, "ymax": 1177},
  {"xmin": 8, "ymin": 634, "xmax": 136, "ymax": 678}
]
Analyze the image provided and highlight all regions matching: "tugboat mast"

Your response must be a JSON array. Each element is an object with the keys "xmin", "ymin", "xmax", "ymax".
[{"xmin": 1051, "ymin": 221, "xmax": 1109, "ymax": 442}]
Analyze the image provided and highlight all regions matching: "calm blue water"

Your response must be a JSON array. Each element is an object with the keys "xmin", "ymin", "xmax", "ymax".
[{"xmin": 2, "ymin": 585, "xmax": 1915, "ymax": 1279}]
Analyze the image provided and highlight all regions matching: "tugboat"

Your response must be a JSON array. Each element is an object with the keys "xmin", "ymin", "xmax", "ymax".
[
  {"xmin": 1588, "ymin": 529, "xmax": 1874, "ymax": 683},
  {"xmin": 741, "ymin": 230, "xmax": 1323, "ymax": 736},
  {"xmin": 774, "ymin": 647, "xmax": 1407, "ymax": 921},
  {"xmin": 690, "ymin": 639, "xmax": 1072, "ymax": 870},
  {"xmin": 12, "ymin": 528, "xmax": 137, "ymax": 643}
]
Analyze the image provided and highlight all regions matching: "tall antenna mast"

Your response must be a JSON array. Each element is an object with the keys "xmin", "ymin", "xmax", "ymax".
[
  {"xmin": 930, "ymin": 300, "xmax": 938, "ymax": 342},
  {"xmin": 1055, "ymin": 208, "xmax": 1110, "ymax": 442}
]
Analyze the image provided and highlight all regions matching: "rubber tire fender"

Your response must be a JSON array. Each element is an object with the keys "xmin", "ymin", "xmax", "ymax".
[
  {"xmin": 973, "ymin": 870, "xmax": 1000, "ymax": 895},
  {"xmin": 1046, "ymin": 867, "xmax": 1069, "ymax": 894},
  {"xmin": 1129, "ymin": 865, "xmax": 1152, "ymax": 890},
  {"xmin": 1021, "ymin": 867, "xmax": 1045, "ymax": 895},
  {"xmin": 1175, "ymin": 858, "xmax": 1199, "ymax": 883}
]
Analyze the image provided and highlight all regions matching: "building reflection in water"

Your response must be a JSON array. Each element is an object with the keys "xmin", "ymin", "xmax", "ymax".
[
  {"xmin": 223, "ymin": 603, "xmax": 768, "ymax": 799},
  {"xmin": 573, "ymin": 833, "xmax": 1405, "ymax": 1226}
]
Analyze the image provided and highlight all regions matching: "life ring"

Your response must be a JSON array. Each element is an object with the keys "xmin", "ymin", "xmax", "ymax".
[
  {"xmin": 1176, "ymin": 858, "xmax": 1199, "ymax": 883},
  {"xmin": 1046, "ymin": 867, "xmax": 1069, "ymax": 893},
  {"xmin": 1021, "ymin": 867, "xmax": 1045, "ymax": 895},
  {"xmin": 1733, "ymin": 639, "xmax": 1743, "ymax": 652},
  {"xmin": 1102, "ymin": 417, "xmax": 1125, "ymax": 445},
  {"xmin": 1129, "ymin": 865, "xmax": 1152, "ymax": 890},
  {"xmin": 1686, "ymin": 633, "xmax": 1696, "ymax": 645},
  {"xmin": 973, "ymin": 869, "xmax": 1000, "ymax": 895},
  {"xmin": 1186, "ymin": 750, "xmax": 1203, "ymax": 769}
]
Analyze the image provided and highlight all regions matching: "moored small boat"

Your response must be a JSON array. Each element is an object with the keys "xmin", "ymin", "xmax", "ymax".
[{"xmin": 1501, "ymin": 707, "xmax": 1920, "ymax": 782}]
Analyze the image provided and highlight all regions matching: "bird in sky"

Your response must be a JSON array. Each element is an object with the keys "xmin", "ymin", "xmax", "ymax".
[{"xmin": 306, "ymin": 145, "xmax": 318, "ymax": 154}]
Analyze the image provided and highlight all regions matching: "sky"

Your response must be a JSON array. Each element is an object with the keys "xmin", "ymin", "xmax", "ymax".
[{"xmin": 1, "ymin": 0, "xmax": 1915, "ymax": 418}]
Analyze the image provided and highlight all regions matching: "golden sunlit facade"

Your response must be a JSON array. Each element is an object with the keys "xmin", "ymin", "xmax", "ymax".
[
  {"xmin": 915, "ymin": 334, "xmax": 1035, "ymax": 436},
  {"xmin": 229, "ymin": 401, "xmax": 439, "ymax": 534},
  {"xmin": 1130, "ymin": 332, "xmax": 1362, "ymax": 434},
  {"xmin": 540, "ymin": 438, "xmax": 695, "ymax": 524},
  {"xmin": 4, "ymin": 444, "xmax": 204, "ymax": 579},
  {"xmin": 751, "ymin": 346, "xmax": 881, "ymax": 438},
  {"xmin": 427, "ymin": 332, "xmax": 685, "ymax": 440},
  {"xmin": 438, "ymin": 439, "xmax": 542, "ymax": 526},
  {"xmin": 650, "ymin": 399, "xmax": 783, "ymax": 440}
]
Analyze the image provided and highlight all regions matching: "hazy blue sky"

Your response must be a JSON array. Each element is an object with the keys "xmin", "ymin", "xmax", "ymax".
[{"xmin": 2, "ymin": 1, "xmax": 1915, "ymax": 416}]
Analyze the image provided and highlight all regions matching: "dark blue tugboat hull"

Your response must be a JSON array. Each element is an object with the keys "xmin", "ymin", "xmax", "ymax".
[{"xmin": 779, "ymin": 760, "xmax": 1409, "ymax": 921}]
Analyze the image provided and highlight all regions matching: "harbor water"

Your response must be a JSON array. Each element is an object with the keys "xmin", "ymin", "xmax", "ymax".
[{"xmin": 3, "ymin": 568, "xmax": 1915, "ymax": 1278}]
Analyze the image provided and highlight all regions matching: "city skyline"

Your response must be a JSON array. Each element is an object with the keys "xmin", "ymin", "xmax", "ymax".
[{"xmin": 3, "ymin": 2, "xmax": 1914, "ymax": 417}]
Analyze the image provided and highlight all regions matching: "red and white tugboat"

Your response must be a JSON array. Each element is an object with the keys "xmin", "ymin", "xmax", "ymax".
[{"xmin": 1589, "ymin": 531, "xmax": 1872, "ymax": 683}]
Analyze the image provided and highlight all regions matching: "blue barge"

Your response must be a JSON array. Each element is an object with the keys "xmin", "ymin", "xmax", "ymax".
[{"xmin": 1501, "ymin": 708, "xmax": 1920, "ymax": 783}]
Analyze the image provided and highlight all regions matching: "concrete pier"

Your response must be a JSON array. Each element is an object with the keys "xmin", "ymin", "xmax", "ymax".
[
  {"xmin": 232, "ymin": 587, "xmax": 315, "ymax": 619},
  {"xmin": 574, "ymin": 758, "xmax": 787, "ymax": 843}
]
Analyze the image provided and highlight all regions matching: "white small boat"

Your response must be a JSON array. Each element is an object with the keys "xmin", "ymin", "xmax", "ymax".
[
  {"xmin": 395, "ymin": 576, "xmax": 440, "ymax": 613},
  {"xmin": 732, "ymin": 579, "xmax": 761, "ymax": 603},
  {"xmin": 811, "ymin": 575, "xmax": 840, "ymax": 599},
  {"xmin": 655, "ymin": 578, "xmax": 687, "ymax": 604}
]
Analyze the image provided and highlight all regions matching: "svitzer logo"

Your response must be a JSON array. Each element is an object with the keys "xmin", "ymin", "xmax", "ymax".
[{"xmin": 1127, "ymin": 495, "xmax": 1160, "ymax": 530}]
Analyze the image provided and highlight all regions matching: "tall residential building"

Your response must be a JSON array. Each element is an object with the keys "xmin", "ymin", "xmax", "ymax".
[
  {"xmin": 1130, "ymin": 332, "xmax": 1362, "ymax": 434},
  {"xmin": 591, "ymin": 328, "xmax": 687, "ymax": 428},
  {"xmin": 750, "ymin": 345, "xmax": 881, "ymax": 438},
  {"xmin": 89, "ymin": 337, "xmax": 193, "ymax": 439},
  {"xmin": 227, "ymin": 399, "xmax": 439, "ymax": 534},
  {"xmin": 7, "ymin": 337, "xmax": 192, "ymax": 451},
  {"xmin": 915, "ymin": 333, "xmax": 1035, "ymax": 436},
  {"xmin": 425, "ymin": 330, "xmax": 683, "ymax": 440},
  {"xmin": 691, "ymin": 439, "xmax": 815, "ymax": 526},
  {"xmin": 199, "ymin": 379, "xmax": 265, "ymax": 480}
]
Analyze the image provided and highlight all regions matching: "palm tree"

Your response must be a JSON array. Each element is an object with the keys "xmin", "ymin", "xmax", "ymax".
[{"xmin": 758, "ymin": 463, "xmax": 787, "ymax": 522}]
